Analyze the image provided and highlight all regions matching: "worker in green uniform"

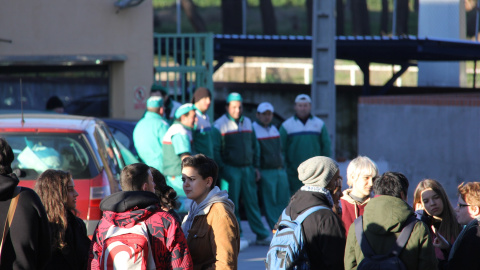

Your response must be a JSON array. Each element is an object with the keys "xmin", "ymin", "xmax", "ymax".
[
  {"xmin": 133, "ymin": 96, "xmax": 169, "ymax": 172},
  {"xmin": 192, "ymin": 87, "xmax": 214, "ymax": 158},
  {"xmin": 252, "ymin": 102, "xmax": 291, "ymax": 230},
  {"xmin": 162, "ymin": 103, "xmax": 196, "ymax": 213},
  {"xmin": 280, "ymin": 94, "xmax": 332, "ymax": 195},
  {"xmin": 150, "ymin": 83, "xmax": 181, "ymax": 124},
  {"xmin": 213, "ymin": 93, "xmax": 271, "ymax": 245}
]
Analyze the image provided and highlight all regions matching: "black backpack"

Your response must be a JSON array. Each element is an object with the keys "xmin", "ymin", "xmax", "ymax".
[{"xmin": 354, "ymin": 215, "xmax": 417, "ymax": 270}]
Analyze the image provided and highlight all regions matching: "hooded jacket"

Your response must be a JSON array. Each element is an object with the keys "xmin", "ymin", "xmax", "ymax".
[
  {"xmin": 344, "ymin": 195, "xmax": 438, "ymax": 270},
  {"xmin": 0, "ymin": 173, "xmax": 51, "ymax": 270},
  {"xmin": 88, "ymin": 191, "xmax": 192, "ymax": 270},
  {"xmin": 340, "ymin": 189, "xmax": 370, "ymax": 236},
  {"xmin": 282, "ymin": 190, "xmax": 345, "ymax": 270}
]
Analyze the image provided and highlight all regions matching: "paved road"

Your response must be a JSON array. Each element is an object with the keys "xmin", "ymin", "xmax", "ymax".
[{"xmin": 237, "ymin": 219, "xmax": 270, "ymax": 270}]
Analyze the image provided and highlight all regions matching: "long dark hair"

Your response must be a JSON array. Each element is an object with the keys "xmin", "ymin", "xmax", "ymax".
[
  {"xmin": 35, "ymin": 169, "xmax": 76, "ymax": 250},
  {"xmin": 413, "ymin": 179, "xmax": 461, "ymax": 244},
  {"xmin": 150, "ymin": 167, "xmax": 178, "ymax": 210}
]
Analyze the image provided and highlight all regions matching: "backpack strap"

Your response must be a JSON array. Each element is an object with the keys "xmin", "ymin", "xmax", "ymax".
[
  {"xmin": 0, "ymin": 186, "xmax": 22, "ymax": 258},
  {"xmin": 390, "ymin": 215, "xmax": 418, "ymax": 256},
  {"xmin": 354, "ymin": 216, "xmax": 377, "ymax": 258},
  {"xmin": 294, "ymin": 206, "xmax": 329, "ymax": 224}
]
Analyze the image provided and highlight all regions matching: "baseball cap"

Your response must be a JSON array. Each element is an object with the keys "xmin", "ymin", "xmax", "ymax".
[
  {"xmin": 295, "ymin": 94, "xmax": 312, "ymax": 103},
  {"xmin": 257, "ymin": 102, "xmax": 274, "ymax": 113},
  {"xmin": 174, "ymin": 103, "xmax": 195, "ymax": 119},
  {"xmin": 146, "ymin": 96, "xmax": 163, "ymax": 108},
  {"xmin": 227, "ymin": 92, "xmax": 243, "ymax": 103}
]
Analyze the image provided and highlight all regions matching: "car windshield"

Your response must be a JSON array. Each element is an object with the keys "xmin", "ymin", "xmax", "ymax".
[{"xmin": 3, "ymin": 133, "xmax": 97, "ymax": 179}]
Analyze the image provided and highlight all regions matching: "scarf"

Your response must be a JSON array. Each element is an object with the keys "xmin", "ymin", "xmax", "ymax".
[
  {"xmin": 300, "ymin": 185, "xmax": 334, "ymax": 207},
  {"xmin": 181, "ymin": 186, "xmax": 234, "ymax": 238},
  {"xmin": 448, "ymin": 215, "xmax": 480, "ymax": 260}
]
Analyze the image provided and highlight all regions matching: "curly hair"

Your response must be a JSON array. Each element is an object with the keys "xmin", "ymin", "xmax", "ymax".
[
  {"xmin": 458, "ymin": 182, "xmax": 480, "ymax": 207},
  {"xmin": 150, "ymin": 167, "xmax": 178, "ymax": 210},
  {"xmin": 34, "ymin": 169, "xmax": 75, "ymax": 250},
  {"xmin": 413, "ymin": 179, "xmax": 461, "ymax": 244}
]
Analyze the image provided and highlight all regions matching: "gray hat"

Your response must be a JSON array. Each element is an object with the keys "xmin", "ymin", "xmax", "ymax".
[{"xmin": 298, "ymin": 156, "xmax": 339, "ymax": 187}]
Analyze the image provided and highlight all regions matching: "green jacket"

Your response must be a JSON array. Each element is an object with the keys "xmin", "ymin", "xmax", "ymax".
[
  {"xmin": 344, "ymin": 195, "xmax": 438, "ymax": 270},
  {"xmin": 213, "ymin": 114, "xmax": 258, "ymax": 168},
  {"xmin": 279, "ymin": 115, "xmax": 331, "ymax": 173},
  {"xmin": 252, "ymin": 121, "xmax": 283, "ymax": 169},
  {"xmin": 162, "ymin": 122, "xmax": 193, "ymax": 176},
  {"xmin": 193, "ymin": 108, "xmax": 214, "ymax": 158},
  {"xmin": 133, "ymin": 111, "xmax": 169, "ymax": 172}
]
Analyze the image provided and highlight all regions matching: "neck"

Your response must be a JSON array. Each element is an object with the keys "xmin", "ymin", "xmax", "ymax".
[{"xmin": 350, "ymin": 189, "xmax": 369, "ymax": 201}]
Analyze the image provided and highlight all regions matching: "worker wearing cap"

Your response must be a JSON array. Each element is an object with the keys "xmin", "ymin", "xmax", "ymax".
[
  {"xmin": 162, "ymin": 103, "xmax": 196, "ymax": 213},
  {"xmin": 192, "ymin": 87, "xmax": 214, "ymax": 158},
  {"xmin": 133, "ymin": 96, "xmax": 170, "ymax": 172},
  {"xmin": 213, "ymin": 92, "xmax": 271, "ymax": 245},
  {"xmin": 280, "ymin": 94, "xmax": 332, "ymax": 195},
  {"xmin": 252, "ymin": 102, "xmax": 290, "ymax": 230},
  {"xmin": 151, "ymin": 83, "xmax": 182, "ymax": 124}
]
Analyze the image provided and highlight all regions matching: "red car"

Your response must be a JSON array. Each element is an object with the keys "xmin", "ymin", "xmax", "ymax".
[{"xmin": 0, "ymin": 113, "xmax": 126, "ymax": 235}]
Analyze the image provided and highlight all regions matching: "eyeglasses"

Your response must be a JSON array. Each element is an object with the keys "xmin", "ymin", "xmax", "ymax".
[{"xmin": 457, "ymin": 202, "xmax": 472, "ymax": 208}]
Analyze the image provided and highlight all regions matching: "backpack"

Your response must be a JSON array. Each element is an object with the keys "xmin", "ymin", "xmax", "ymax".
[
  {"xmin": 354, "ymin": 215, "xmax": 418, "ymax": 270},
  {"xmin": 100, "ymin": 222, "xmax": 155, "ymax": 270},
  {"xmin": 265, "ymin": 205, "xmax": 328, "ymax": 270}
]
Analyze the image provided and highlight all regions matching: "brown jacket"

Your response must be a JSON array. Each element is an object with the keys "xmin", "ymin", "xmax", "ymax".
[{"xmin": 185, "ymin": 202, "xmax": 240, "ymax": 270}]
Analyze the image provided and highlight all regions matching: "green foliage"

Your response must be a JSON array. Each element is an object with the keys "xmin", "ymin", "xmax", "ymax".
[{"xmin": 153, "ymin": 0, "xmax": 306, "ymax": 9}]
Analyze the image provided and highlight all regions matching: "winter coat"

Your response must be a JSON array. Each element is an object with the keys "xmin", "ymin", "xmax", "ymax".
[
  {"xmin": 46, "ymin": 210, "xmax": 91, "ymax": 270},
  {"xmin": 344, "ymin": 195, "xmax": 438, "ymax": 270},
  {"xmin": 185, "ymin": 202, "xmax": 240, "ymax": 270},
  {"xmin": 88, "ymin": 191, "xmax": 193, "ymax": 270},
  {"xmin": 446, "ymin": 220, "xmax": 480, "ymax": 269},
  {"xmin": 0, "ymin": 173, "xmax": 51, "ymax": 270},
  {"xmin": 340, "ymin": 189, "xmax": 370, "ymax": 236},
  {"xmin": 282, "ymin": 190, "xmax": 345, "ymax": 270}
]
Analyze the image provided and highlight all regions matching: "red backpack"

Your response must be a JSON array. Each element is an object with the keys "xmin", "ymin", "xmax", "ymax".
[{"xmin": 100, "ymin": 222, "xmax": 155, "ymax": 270}]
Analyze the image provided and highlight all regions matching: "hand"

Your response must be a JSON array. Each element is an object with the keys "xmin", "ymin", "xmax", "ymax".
[{"xmin": 432, "ymin": 229, "xmax": 449, "ymax": 250}]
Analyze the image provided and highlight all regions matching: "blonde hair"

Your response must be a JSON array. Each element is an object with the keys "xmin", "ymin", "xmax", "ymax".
[
  {"xmin": 346, "ymin": 156, "xmax": 378, "ymax": 187},
  {"xmin": 458, "ymin": 182, "xmax": 480, "ymax": 207}
]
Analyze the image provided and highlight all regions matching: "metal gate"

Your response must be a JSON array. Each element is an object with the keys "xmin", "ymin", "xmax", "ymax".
[{"xmin": 153, "ymin": 33, "xmax": 214, "ymax": 116}]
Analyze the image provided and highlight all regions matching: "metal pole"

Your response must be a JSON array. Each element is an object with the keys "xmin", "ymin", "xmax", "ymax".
[
  {"xmin": 176, "ymin": 0, "xmax": 181, "ymax": 34},
  {"xmin": 392, "ymin": 0, "xmax": 397, "ymax": 36},
  {"xmin": 474, "ymin": 0, "xmax": 479, "ymax": 88},
  {"xmin": 242, "ymin": 0, "xmax": 247, "ymax": 35}
]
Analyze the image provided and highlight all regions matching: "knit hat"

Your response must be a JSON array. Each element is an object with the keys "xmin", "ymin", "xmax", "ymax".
[
  {"xmin": 174, "ymin": 103, "xmax": 195, "ymax": 119},
  {"xmin": 192, "ymin": 87, "xmax": 211, "ymax": 103},
  {"xmin": 146, "ymin": 96, "xmax": 163, "ymax": 108},
  {"xmin": 227, "ymin": 92, "xmax": 243, "ymax": 103},
  {"xmin": 298, "ymin": 156, "xmax": 339, "ymax": 187},
  {"xmin": 295, "ymin": 94, "xmax": 312, "ymax": 103}
]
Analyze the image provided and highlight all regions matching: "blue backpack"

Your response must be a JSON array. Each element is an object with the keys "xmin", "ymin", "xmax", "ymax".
[{"xmin": 264, "ymin": 206, "xmax": 328, "ymax": 270}]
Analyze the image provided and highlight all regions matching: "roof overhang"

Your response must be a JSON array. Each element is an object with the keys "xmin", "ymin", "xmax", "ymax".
[{"xmin": 0, "ymin": 54, "xmax": 127, "ymax": 66}]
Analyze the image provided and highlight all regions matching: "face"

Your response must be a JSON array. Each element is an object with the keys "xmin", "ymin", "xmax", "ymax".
[
  {"xmin": 144, "ymin": 170, "xmax": 156, "ymax": 193},
  {"xmin": 256, "ymin": 110, "xmax": 273, "ymax": 126},
  {"xmin": 421, "ymin": 188, "xmax": 444, "ymax": 217},
  {"xmin": 195, "ymin": 96, "xmax": 211, "ymax": 113},
  {"xmin": 455, "ymin": 195, "xmax": 479, "ymax": 225},
  {"xmin": 182, "ymin": 166, "xmax": 212, "ymax": 205},
  {"xmin": 66, "ymin": 178, "xmax": 79, "ymax": 210},
  {"xmin": 294, "ymin": 102, "xmax": 311, "ymax": 119},
  {"xmin": 181, "ymin": 110, "xmax": 196, "ymax": 128},
  {"xmin": 351, "ymin": 173, "xmax": 374, "ymax": 198},
  {"xmin": 227, "ymin": 101, "xmax": 243, "ymax": 120}
]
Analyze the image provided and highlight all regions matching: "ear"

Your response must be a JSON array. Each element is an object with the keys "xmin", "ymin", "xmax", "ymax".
[
  {"xmin": 159, "ymin": 107, "xmax": 164, "ymax": 115},
  {"xmin": 472, "ymin": 205, "xmax": 480, "ymax": 216},
  {"xmin": 206, "ymin": 176, "xmax": 213, "ymax": 188},
  {"xmin": 141, "ymin": 182, "xmax": 148, "ymax": 191}
]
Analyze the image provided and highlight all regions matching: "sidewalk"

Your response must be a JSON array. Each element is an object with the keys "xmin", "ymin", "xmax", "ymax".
[{"xmin": 239, "ymin": 216, "xmax": 271, "ymax": 252}]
